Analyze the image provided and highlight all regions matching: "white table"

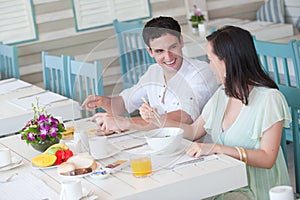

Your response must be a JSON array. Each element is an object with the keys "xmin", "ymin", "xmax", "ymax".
[
  {"xmin": 0, "ymin": 118, "xmax": 248, "ymax": 200},
  {"xmin": 182, "ymin": 18, "xmax": 294, "ymax": 58},
  {"xmin": 0, "ymin": 78, "xmax": 81, "ymax": 136}
]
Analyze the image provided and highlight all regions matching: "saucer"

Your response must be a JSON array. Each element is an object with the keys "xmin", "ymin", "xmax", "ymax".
[
  {"xmin": 0, "ymin": 156, "xmax": 23, "ymax": 171},
  {"xmin": 91, "ymin": 145, "xmax": 121, "ymax": 160}
]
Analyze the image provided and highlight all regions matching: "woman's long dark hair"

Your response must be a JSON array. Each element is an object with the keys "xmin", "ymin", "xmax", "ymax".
[{"xmin": 206, "ymin": 26, "xmax": 278, "ymax": 105}]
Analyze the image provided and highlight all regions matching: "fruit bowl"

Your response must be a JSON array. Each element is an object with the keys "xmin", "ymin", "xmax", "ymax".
[{"xmin": 145, "ymin": 127, "xmax": 183, "ymax": 154}]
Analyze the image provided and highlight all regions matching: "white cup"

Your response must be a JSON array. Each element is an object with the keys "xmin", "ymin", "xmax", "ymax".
[
  {"xmin": 269, "ymin": 185, "xmax": 294, "ymax": 200},
  {"xmin": 60, "ymin": 180, "xmax": 83, "ymax": 200},
  {"xmin": 74, "ymin": 130, "xmax": 89, "ymax": 152},
  {"xmin": 89, "ymin": 136, "xmax": 108, "ymax": 159},
  {"xmin": 0, "ymin": 148, "xmax": 12, "ymax": 167}
]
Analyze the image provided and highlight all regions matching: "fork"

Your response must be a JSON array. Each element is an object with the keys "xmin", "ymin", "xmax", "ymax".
[
  {"xmin": 141, "ymin": 97, "xmax": 163, "ymax": 127},
  {"xmin": 79, "ymin": 190, "xmax": 94, "ymax": 200}
]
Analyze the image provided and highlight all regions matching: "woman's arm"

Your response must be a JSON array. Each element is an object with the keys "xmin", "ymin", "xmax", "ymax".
[{"xmin": 187, "ymin": 121, "xmax": 283, "ymax": 168}]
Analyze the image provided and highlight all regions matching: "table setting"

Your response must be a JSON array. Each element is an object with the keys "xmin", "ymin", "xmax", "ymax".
[{"xmin": 0, "ymin": 112, "xmax": 247, "ymax": 199}]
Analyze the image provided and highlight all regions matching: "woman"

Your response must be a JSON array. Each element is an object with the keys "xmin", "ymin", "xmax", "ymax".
[{"xmin": 139, "ymin": 26, "xmax": 292, "ymax": 199}]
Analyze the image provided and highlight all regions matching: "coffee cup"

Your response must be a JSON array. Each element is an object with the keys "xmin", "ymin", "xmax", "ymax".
[
  {"xmin": 0, "ymin": 148, "xmax": 12, "ymax": 168},
  {"xmin": 89, "ymin": 136, "xmax": 108, "ymax": 159},
  {"xmin": 60, "ymin": 180, "xmax": 83, "ymax": 200},
  {"xmin": 269, "ymin": 185, "xmax": 294, "ymax": 200}
]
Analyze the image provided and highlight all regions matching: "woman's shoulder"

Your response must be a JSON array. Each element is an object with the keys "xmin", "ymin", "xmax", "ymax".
[{"xmin": 252, "ymin": 86, "xmax": 285, "ymax": 102}]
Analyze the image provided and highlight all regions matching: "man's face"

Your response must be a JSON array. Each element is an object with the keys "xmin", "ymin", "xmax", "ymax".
[{"xmin": 147, "ymin": 33, "xmax": 184, "ymax": 72}]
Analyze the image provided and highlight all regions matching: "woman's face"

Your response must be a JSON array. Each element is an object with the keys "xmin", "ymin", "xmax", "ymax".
[{"xmin": 206, "ymin": 42, "xmax": 226, "ymax": 84}]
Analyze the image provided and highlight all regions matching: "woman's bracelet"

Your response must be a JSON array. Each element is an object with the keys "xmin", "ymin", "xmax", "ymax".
[
  {"xmin": 239, "ymin": 147, "xmax": 248, "ymax": 164},
  {"xmin": 234, "ymin": 147, "xmax": 242, "ymax": 161}
]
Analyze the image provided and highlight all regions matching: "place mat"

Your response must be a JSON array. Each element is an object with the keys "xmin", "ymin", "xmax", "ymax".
[
  {"xmin": 9, "ymin": 91, "xmax": 68, "ymax": 110},
  {"xmin": 0, "ymin": 173, "xmax": 59, "ymax": 199},
  {"xmin": 0, "ymin": 79, "xmax": 31, "ymax": 95}
]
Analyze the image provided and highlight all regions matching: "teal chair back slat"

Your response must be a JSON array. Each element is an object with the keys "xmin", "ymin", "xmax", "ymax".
[
  {"xmin": 68, "ymin": 57, "xmax": 104, "ymax": 118},
  {"xmin": 253, "ymin": 37, "xmax": 300, "ymax": 88},
  {"xmin": 113, "ymin": 19, "xmax": 155, "ymax": 89},
  {"xmin": 42, "ymin": 51, "xmax": 70, "ymax": 98},
  {"xmin": 0, "ymin": 43, "xmax": 20, "ymax": 79},
  {"xmin": 278, "ymin": 85, "xmax": 300, "ymax": 194}
]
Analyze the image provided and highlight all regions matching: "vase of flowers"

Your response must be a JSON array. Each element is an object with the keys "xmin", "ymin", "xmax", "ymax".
[
  {"xmin": 19, "ymin": 98, "xmax": 65, "ymax": 152},
  {"xmin": 189, "ymin": 5, "xmax": 206, "ymax": 34}
]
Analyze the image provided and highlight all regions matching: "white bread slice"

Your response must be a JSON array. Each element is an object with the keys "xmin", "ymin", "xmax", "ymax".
[{"xmin": 66, "ymin": 156, "xmax": 97, "ymax": 170}]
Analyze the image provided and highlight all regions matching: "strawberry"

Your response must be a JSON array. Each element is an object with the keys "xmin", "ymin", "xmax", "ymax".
[
  {"xmin": 55, "ymin": 149, "xmax": 74, "ymax": 165},
  {"xmin": 64, "ymin": 150, "xmax": 74, "ymax": 161}
]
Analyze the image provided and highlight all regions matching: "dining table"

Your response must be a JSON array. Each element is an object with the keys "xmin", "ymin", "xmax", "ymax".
[
  {"xmin": 0, "ymin": 78, "xmax": 81, "ymax": 137},
  {"xmin": 0, "ymin": 117, "xmax": 248, "ymax": 200},
  {"xmin": 182, "ymin": 17, "xmax": 295, "ymax": 59}
]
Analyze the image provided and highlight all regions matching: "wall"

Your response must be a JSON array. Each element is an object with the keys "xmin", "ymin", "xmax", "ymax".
[{"xmin": 17, "ymin": 0, "xmax": 186, "ymax": 95}]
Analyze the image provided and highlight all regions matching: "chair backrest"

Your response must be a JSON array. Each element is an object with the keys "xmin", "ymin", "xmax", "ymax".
[
  {"xmin": 0, "ymin": 43, "xmax": 20, "ymax": 79},
  {"xmin": 253, "ymin": 37, "xmax": 300, "ymax": 88},
  {"xmin": 278, "ymin": 84, "xmax": 300, "ymax": 193},
  {"xmin": 42, "ymin": 51, "xmax": 70, "ymax": 98},
  {"xmin": 67, "ymin": 57, "xmax": 104, "ymax": 117},
  {"xmin": 113, "ymin": 19, "xmax": 155, "ymax": 89}
]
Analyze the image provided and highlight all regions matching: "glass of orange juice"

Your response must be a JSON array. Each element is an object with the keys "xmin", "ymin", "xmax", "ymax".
[{"xmin": 130, "ymin": 154, "xmax": 152, "ymax": 177}]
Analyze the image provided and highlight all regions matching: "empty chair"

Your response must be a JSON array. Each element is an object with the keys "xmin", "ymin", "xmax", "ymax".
[
  {"xmin": 42, "ymin": 51, "xmax": 70, "ymax": 97},
  {"xmin": 0, "ymin": 42, "xmax": 20, "ymax": 79},
  {"xmin": 253, "ymin": 37, "xmax": 300, "ymax": 88},
  {"xmin": 67, "ymin": 57, "xmax": 104, "ymax": 118},
  {"xmin": 113, "ymin": 19, "xmax": 155, "ymax": 89},
  {"xmin": 278, "ymin": 84, "xmax": 300, "ymax": 194}
]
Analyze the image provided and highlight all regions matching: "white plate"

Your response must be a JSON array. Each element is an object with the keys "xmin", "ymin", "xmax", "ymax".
[
  {"xmin": 0, "ymin": 156, "xmax": 23, "ymax": 171},
  {"xmin": 128, "ymin": 142, "xmax": 188, "ymax": 157},
  {"xmin": 91, "ymin": 145, "xmax": 121, "ymax": 160},
  {"xmin": 31, "ymin": 163, "xmax": 57, "ymax": 170}
]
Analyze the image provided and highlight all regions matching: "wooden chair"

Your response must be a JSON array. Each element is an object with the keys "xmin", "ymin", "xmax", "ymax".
[
  {"xmin": 253, "ymin": 37, "xmax": 300, "ymax": 88},
  {"xmin": 67, "ymin": 57, "xmax": 104, "ymax": 118},
  {"xmin": 0, "ymin": 42, "xmax": 20, "ymax": 79},
  {"xmin": 113, "ymin": 19, "xmax": 155, "ymax": 89},
  {"xmin": 42, "ymin": 51, "xmax": 70, "ymax": 98},
  {"xmin": 278, "ymin": 84, "xmax": 300, "ymax": 194}
]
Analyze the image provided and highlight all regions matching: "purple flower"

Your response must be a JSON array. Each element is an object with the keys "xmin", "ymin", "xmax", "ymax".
[
  {"xmin": 195, "ymin": 10, "xmax": 202, "ymax": 16},
  {"xmin": 27, "ymin": 132, "xmax": 36, "ymax": 141}
]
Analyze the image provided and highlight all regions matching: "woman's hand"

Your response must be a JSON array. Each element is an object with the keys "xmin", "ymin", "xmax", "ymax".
[{"xmin": 186, "ymin": 142, "xmax": 218, "ymax": 158}]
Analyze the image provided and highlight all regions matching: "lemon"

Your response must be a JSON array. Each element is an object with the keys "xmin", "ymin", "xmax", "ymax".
[{"xmin": 32, "ymin": 154, "xmax": 57, "ymax": 167}]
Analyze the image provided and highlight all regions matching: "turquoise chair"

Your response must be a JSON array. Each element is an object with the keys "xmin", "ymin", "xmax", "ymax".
[
  {"xmin": 113, "ymin": 19, "xmax": 155, "ymax": 89},
  {"xmin": 253, "ymin": 37, "xmax": 300, "ymax": 88},
  {"xmin": 278, "ymin": 84, "xmax": 300, "ymax": 194},
  {"xmin": 0, "ymin": 42, "xmax": 20, "ymax": 79},
  {"xmin": 67, "ymin": 57, "xmax": 104, "ymax": 118},
  {"xmin": 42, "ymin": 51, "xmax": 70, "ymax": 98}
]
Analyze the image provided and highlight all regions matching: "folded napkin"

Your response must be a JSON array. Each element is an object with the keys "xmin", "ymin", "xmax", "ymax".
[{"xmin": 0, "ymin": 173, "xmax": 59, "ymax": 200}]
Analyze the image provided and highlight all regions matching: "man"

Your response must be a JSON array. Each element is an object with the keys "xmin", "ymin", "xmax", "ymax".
[{"xmin": 81, "ymin": 16, "xmax": 218, "ymax": 132}]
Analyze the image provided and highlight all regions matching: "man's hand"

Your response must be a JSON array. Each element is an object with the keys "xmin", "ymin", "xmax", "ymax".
[{"xmin": 91, "ymin": 113, "xmax": 129, "ymax": 133}]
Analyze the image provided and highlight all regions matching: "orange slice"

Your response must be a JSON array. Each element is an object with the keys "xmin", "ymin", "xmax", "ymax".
[{"xmin": 32, "ymin": 154, "xmax": 57, "ymax": 167}]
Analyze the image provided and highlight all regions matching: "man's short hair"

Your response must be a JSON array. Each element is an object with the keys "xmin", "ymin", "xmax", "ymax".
[{"xmin": 142, "ymin": 16, "xmax": 181, "ymax": 47}]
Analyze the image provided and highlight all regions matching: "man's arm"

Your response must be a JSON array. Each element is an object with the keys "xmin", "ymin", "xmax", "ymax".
[
  {"xmin": 92, "ymin": 109, "xmax": 193, "ymax": 133},
  {"xmin": 81, "ymin": 95, "xmax": 127, "ymax": 115}
]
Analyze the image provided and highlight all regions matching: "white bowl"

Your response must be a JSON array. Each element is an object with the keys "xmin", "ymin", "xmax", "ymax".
[{"xmin": 145, "ymin": 128, "xmax": 183, "ymax": 154}]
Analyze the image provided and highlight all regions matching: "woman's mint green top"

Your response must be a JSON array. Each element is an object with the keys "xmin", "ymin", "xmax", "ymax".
[{"xmin": 201, "ymin": 85, "xmax": 292, "ymax": 200}]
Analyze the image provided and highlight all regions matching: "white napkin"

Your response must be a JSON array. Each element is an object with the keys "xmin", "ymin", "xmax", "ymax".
[{"xmin": 0, "ymin": 173, "xmax": 59, "ymax": 199}]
